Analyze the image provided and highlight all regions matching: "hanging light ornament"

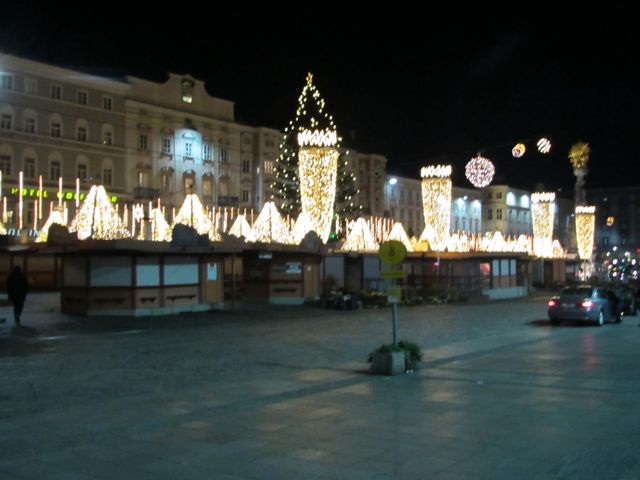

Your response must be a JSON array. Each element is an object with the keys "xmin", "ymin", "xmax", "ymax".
[
  {"xmin": 512, "ymin": 143, "xmax": 526, "ymax": 158},
  {"xmin": 537, "ymin": 138, "xmax": 552, "ymax": 154},
  {"xmin": 465, "ymin": 156, "xmax": 495, "ymax": 188}
]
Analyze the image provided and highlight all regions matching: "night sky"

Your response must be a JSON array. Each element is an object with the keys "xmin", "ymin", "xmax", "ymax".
[{"xmin": 1, "ymin": 8, "xmax": 637, "ymax": 195}]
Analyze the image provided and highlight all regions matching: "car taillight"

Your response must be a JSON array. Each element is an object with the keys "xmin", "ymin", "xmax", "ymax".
[
  {"xmin": 581, "ymin": 300, "xmax": 593, "ymax": 308},
  {"xmin": 548, "ymin": 299, "xmax": 557, "ymax": 307}
]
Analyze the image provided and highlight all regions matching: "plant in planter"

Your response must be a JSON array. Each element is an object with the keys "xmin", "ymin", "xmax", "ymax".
[{"xmin": 368, "ymin": 340, "xmax": 423, "ymax": 375}]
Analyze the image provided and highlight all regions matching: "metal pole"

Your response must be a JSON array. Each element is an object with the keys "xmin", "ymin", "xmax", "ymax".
[{"xmin": 392, "ymin": 301, "xmax": 397, "ymax": 346}]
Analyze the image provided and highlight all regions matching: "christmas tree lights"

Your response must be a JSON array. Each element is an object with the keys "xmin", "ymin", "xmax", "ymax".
[
  {"xmin": 575, "ymin": 205, "xmax": 596, "ymax": 260},
  {"xmin": 35, "ymin": 208, "xmax": 65, "ymax": 242},
  {"xmin": 68, "ymin": 185, "xmax": 130, "ymax": 240},
  {"xmin": 385, "ymin": 222, "xmax": 414, "ymax": 252},
  {"xmin": 172, "ymin": 194, "xmax": 220, "ymax": 241},
  {"xmin": 531, "ymin": 192, "xmax": 555, "ymax": 257},
  {"xmin": 340, "ymin": 217, "xmax": 379, "ymax": 252},
  {"xmin": 420, "ymin": 165, "xmax": 452, "ymax": 251},
  {"xmin": 250, "ymin": 201, "xmax": 291, "ymax": 244}
]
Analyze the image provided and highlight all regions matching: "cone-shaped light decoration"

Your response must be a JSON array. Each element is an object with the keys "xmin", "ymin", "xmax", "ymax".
[
  {"xmin": 575, "ymin": 206, "xmax": 596, "ymax": 260},
  {"xmin": 531, "ymin": 192, "xmax": 555, "ymax": 257},
  {"xmin": 228, "ymin": 214, "xmax": 253, "ymax": 240},
  {"xmin": 172, "ymin": 194, "xmax": 220, "ymax": 241},
  {"xmin": 420, "ymin": 165, "xmax": 452, "ymax": 251},
  {"xmin": 35, "ymin": 208, "xmax": 65, "ymax": 242},
  {"xmin": 290, "ymin": 211, "xmax": 315, "ymax": 244},
  {"xmin": 385, "ymin": 222, "xmax": 414, "ymax": 252},
  {"xmin": 150, "ymin": 208, "xmax": 171, "ymax": 241},
  {"xmin": 341, "ymin": 217, "xmax": 379, "ymax": 252},
  {"xmin": 297, "ymin": 74, "xmax": 339, "ymax": 243},
  {"xmin": 250, "ymin": 201, "xmax": 291, "ymax": 244},
  {"xmin": 68, "ymin": 185, "xmax": 130, "ymax": 240}
]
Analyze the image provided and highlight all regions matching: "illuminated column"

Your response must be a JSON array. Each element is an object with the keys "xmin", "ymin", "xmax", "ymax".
[
  {"xmin": 58, "ymin": 177, "xmax": 63, "ymax": 208},
  {"xmin": 38, "ymin": 175, "xmax": 43, "ymax": 219},
  {"xmin": 531, "ymin": 192, "xmax": 555, "ymax": 257},
  {"xmin": 575, "ymin": 205, "xmax": 596, "ymax": 260},
  {"xmin": 297, "ymin": 128, "xmax": 339, "ymax": 242},
  {"xmin": 18, "ymin": 171, "xmax": 24, "ymax": 229},
  {"xmin": 420, "ymin": 165, "xmax": 452, "ymax": 251},
  {"xmin": 75, "ymin": 178, "xmax": 80, "ymax": 208}
]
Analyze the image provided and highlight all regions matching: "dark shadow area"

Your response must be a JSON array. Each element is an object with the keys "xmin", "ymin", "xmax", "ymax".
[{"xmin": 527, "ymin": 319, "xmax": 597, "ymax": 328}]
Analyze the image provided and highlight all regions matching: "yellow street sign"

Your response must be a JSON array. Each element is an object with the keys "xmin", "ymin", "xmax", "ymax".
[{"xmin": 378, "ymin": 240, "xmax": 407, "ymax": 265}]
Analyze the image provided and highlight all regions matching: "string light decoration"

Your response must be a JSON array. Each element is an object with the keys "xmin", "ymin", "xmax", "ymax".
[
  {"xmin": 228, "ymin": 214, "xmax": 253, "ymax": 240},
  {"xmin": 151, "ymin": 208, "xmax": 171, "ymax": 242},
  {"xmin": 250, "ymin": 201, "xmax": 291, "ymax": 244},
  {"xmin": 464, "ymin": 156, "xmax": 495, "ymax": 188},
  {"xmin": 290, "ymin": 211, "xmax": 314, "ymax": 244},
  {"xmin": 531, "ymin": 192, "xmax": 555, "ymax": 257},
  {"xmin": 172, "ymin": 194, "xmax": 220, "ymax": 241},
  {"xmin": 68, "ymin": 185, "xmax": 130, "ymax": 240},
  {"xmin": 340, "ymin": 217, "xmax": 379, "ymax": 252},
  {"xmin": 385, "ymin": 222, "xmax": 414, "ymax": 252},
  {"xmin": 537, "ymin": 137, "xmax": 551, "ymax": 154},
  {"xmin": 575, "ymin": 206, "xmax": 595, "ymax": 260},
  {"xmin": 512, "ymin": 143, "xmax": 526, "ymax": 158},
  {"xmin": 298, "ymin": 127, "xmax": 339, "ymax": 242},
  {"xmin": 420, "ymin": 165, "xmax": 452, "ymax": 251},
  {"xmin": 270, "ymin": 73, "xmax": 360, "ymax": 217},
  {"xmin": 35, "ymin": 208, "xmax": 65, "ymax": 242}
]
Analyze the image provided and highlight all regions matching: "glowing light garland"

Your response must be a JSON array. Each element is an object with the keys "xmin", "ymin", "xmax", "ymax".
[
  {"xmin": 68, "ymin": 185, "xmax": 130, "ymax": 240},
  {"xmin": 385, "ymin": 222, "xmax": 414, "ymax": 252},
  {"xmin": 36, "ymin": 208, "xmax": 65, "ymax": 242},
  {"xmin": 172, "ymin": 194, "xmax": 220, "ymax": 241},
  {"xmin": 250, "ymin": 201, "xmax": 291, "ymax": 244},
  {"xmin": 465, "ymin": 156, "xmax": 495, "ymax": 187},
  {"xmin": 421, "ymin": 165, "xmax": 452, "ymax": 251},
  {"xmin": 531, "ymin": 192, "xmax": 555, "ymax": 257},
  {"xmin": 340, "ymin": 217, "xmax": 379, "ymax": 252},
  {"xmin": 228, "ymin": 214, "xmax": 253, "ymax": 240},
  {"xmin": 575, "ymin": 206, "xmax": 596, "ymax": 260}
]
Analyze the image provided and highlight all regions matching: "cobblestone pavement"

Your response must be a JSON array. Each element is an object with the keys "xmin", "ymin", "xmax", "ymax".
[{"xmin": 1, "ymin": 293, "xmax": 639, "ymax": 479}]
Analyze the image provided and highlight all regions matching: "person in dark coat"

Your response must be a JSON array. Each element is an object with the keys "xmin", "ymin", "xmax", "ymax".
[{"xmin": 6, "ymin": 266, "xmax": 28, "ymax": 326}]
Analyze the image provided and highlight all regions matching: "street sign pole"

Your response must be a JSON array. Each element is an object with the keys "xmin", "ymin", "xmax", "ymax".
[{"xmin": 379, "ymin": 241, "xmax": 407, "ymax": 347}]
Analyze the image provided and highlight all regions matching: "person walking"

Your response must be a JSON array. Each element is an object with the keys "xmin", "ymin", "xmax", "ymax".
[{"xmin": 6, "ymin": 266, "xmax": 28, "ymax": 326}]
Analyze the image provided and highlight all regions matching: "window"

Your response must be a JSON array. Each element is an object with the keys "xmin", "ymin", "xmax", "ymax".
[
  {"xmin": 203, "ymin": 143, "xmax": 211, "ymax": 160},
  {"xmin": 265, "ymin": 138, "xmax": 274, "ymax": 148},
  {"xmin": 103, "ymin": 167, "xmax": 113, "ymax": 186},
  {"xmin": 242, "ymin": 159, "xmax": 250, "ymax": 173},
  {"xmin": 162, "ymin": 138, "xmax": 172, "ymax": 154},
  {"xmin": 50, "ymin": 84, "xmax": 62, "ymax": 100},
  {"xmin": 24, "ymin": 117, "xmax": 36, "ymax": 134},
  {"xmin": 1, "ymin": 74, "xmax": 14, "ymax": 90},
  {"xmin": 51, "ymin": 122, "xmax": 61, "ymax": 138},
  {"xmin": 24, "ymin": 158, "xmax": 36, "ymax": 179},
  {"xmin": 102, "ymin": 96, "xmax": 113, "ymax": 111},
  {"xmin": 0, "ymin": 113, "xmax": 12, "ymax": 130},
  {"xmin": 0, "ymin": 154, "xmax": 12, "ymax": 175},
  {"xmin": 137, "ymin": 171, "xmax": 148, "ymax": 187},
  {"xmin": 487, "ymin": 208, "xmax": 493, "ymax": 220},
  {"xmin": 242, "ymin": 189, "xmax": 249, "ymax": 202},
  {"xmin": 24, "ymin": 78, "xmax": 37, "ymax": 94},
  {"xmin": 77, "ymin": 90, "xmax": 88, "ymax": 105},
  {"xmin": 184, "ymin": 175, "xmax": 194, "ymax": 193},
  {"xmin": 102, "ymin": 131, "xmax": 112, "ymax": 145},
  {"xmin": 264, "ymin": 160, "xmax": 273, "ymax": 175},
  {"xmin": 486, "ymin": 192, "xmax": 492, "ymax": 199},
  {"xmin": 77, "ymin": 164, "xmax": 88, "ymax": 182},
  {"xmin": 138, "ymin": 134, "xmax": 148, "ymax": 151},
  {"xmin": 203, "ymin": 177, "xmax": 212, "ymax": 196},
  {"xmin": 181, "ymin": 80, "xmax": 193, "ymax": 103},
  {"xmin": 184, "ymin": 141, "xmax": 193, "ymax": 158},
  {"xmin": 162, "ymin": 171, "xmax": 172, "ymax": 192},
  {"xmin": 496, "ymin": 192, "xmax": 503, "ymax": 199},
  {"xmin": 497, "ymin": 209, "xmax": 503, "ymax": 220},
  {"xmin": 50, "ymin": 161, "xmax": 61, "ymax": 180},
  {"xmin": 77, "ymin": 126, "xmax": 87, "ymax": 142},
  {"xmin": 219, "ymin": 146, "xmax": 228, "ymax": 164}
]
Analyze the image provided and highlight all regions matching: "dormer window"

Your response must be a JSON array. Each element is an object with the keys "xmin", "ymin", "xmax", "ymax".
[{"xmin": 181, "ymin": 79, "xmax": 194, "ymax": 104}]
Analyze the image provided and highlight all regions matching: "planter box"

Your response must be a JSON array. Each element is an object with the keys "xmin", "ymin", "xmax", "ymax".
[{"xmin": 370, "ymin": 351, "xmax": 405, "ymax": 376}]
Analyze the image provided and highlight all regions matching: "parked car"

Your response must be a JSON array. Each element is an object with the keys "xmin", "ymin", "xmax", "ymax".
[{"xmin": 548, "ymin": 286, "xmax": 620, "ymax": 326}]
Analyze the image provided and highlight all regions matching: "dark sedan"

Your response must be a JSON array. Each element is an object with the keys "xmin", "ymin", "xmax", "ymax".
[{"xmin": 548, "ymin": 286, "xmax": 620, "ymax": 326}]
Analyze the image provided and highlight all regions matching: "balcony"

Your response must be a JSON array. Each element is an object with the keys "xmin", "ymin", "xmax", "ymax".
[
  {"xmin": 218, "ymin": 195, "xmax": 239, "ymax": 207},
  {"xmin": 134, "ymin": 187, "xmax": 160, "ymax": 200}
]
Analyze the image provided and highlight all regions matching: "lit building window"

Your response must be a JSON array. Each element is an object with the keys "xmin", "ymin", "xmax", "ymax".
[
  {"xmin": 163, "ymin": 138, "xmax": 172, "ymax": 154},
  {"xmin": 184, "ymin": 142, "xmax": 193, "ymax": 158},
  {"xmin": 203, "ymin": 144, "xmax": 211, "ymax": 160},
  {"xmin": 181, "ymin": 80, "xmax": 194, "ymax": 104},
  {"xmin": 203, "ymin": 177, "xmax": 212, "ymax": 196}
]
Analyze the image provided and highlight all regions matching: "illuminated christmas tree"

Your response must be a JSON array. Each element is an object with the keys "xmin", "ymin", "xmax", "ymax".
[
  {"xmin": 172, "ymin": 194, "xmax": 220, "ymax": 241},
  {"xmin": 250, "ymin": 201, "xmax": 291, "ymax": 244},
  {"xmin": 36, "ymin": 208, "xmax": 65, "ymax": 242},
  {"xmin": 270, "ymin": 73, "xmax": 359, "ymax": 219},
  {"xmin": 68, "ymin": 185, "xmax": 130, "ymax": 240}
]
